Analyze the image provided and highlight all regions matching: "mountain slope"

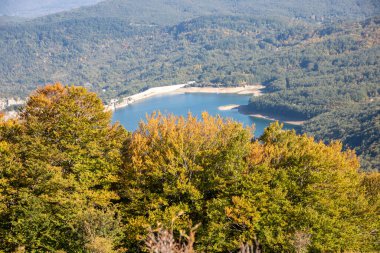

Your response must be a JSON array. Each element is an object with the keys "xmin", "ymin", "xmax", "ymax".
[
  {"xmin": 1, "ymin": 16, "xmax": 378, "ymax": 100},
  {"xmin": 0, "ymin": 1, "xmax": 379, "ymax": 171},
  {"xmin": 31, "ymin": 0, "xmax": 380, "ymax": 25},
  {"xmin": 302, "ymin": 100, "xmax": 380, "ymax": 171}
]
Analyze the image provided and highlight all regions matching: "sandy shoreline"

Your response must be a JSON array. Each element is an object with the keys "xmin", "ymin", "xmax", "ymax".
[
  {"xmin": 106, "ymin": 83, "xmax": 188, "ymax": 111},
  {"xmin": 2, "ymin": 83, "xmax": 303, "ymax": 126},
  {"xmin": 107, "ymin": 83, "xmax": 265, "ymax": 111},
  {"xmin": 107, "ymin": 83, "xmax": 304, "ymax": 126},
  {"xmin": 249, "ymin": 114, "xmax": 305, "ymax": 126},
  {"xmin": 174, "ymin": 85, "xmax": 264, "ymax": 96},
  {"xmin": 218, "ymin": 104, "xmax": 240, "ymax": 111}
]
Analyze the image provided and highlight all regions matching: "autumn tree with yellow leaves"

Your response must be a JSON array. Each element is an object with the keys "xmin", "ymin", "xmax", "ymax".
[
  {"xmin": 0, "ymin": 85, "xmax": 378, "ymax": 252},
  {"xmin": 0, "ymin": 84, "xmax": 128, "ymax": 252},
  {"xmin": 119, "ymin": 113, "xmax": 378, "ymax": 252}
]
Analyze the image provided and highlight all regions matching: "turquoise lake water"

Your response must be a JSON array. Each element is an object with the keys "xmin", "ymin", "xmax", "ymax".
[{"xmin": 112, "ymin": 93, "xmax": 297, "ymax": 136}]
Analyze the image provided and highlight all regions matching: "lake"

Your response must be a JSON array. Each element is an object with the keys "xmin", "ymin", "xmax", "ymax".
[{"xmin": 112, "ymin": 93, "xmax": 298, "ymax": 136}]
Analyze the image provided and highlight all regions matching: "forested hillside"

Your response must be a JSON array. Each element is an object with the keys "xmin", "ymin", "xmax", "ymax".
[
  {"xmin": 0, "ymin": 0, "xmax": 379, "ymax": 170},
  {"xmin": 21, "ymin": 0, "xmax": 379, "ymax": 25},
  {"xmin": 0, "ymin": 0, "xmax": 378, "ymax": 99},
  {"xmin": 1, "ymin": 15, "xmax": 378, "ymax": 101},
  {"xmin": 244, "ymin": 18, "xmax": 380, "ymax": 170},
  {"xmin": 302, "ymin": 100, "xmax": 380, "ymax": 171},
  {"xmin": 0, "ymin": 84, "xmax": 379, "ymax": 252}
]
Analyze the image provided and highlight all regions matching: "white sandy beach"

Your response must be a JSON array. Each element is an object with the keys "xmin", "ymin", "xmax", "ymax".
[
  {"xmin": 107, "ymin": 83, "xmax": 265, "ymax": 111},
  {"xmin": 218, "ymin": 104, "xmax": 240, "ymax": 111},
  {"xmin": 106, "ymin": 83, "xmax": 188, "ymax": 111},
  {"xmin": 250, "ymin": 114, "xmax": 305, "ymax": 126},
  {"xmin": 174, "ymin": 85, "xmax": 264, "ymax": 96}
]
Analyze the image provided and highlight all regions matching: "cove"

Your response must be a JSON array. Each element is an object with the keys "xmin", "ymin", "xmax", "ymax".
[{"xmin": 112, "ymin": 93, "xmax": 298, "ymax": 136}]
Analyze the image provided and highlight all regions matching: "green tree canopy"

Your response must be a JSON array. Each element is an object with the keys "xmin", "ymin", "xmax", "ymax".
[
  {"xmin": 0, "ymin": 85, "xmax": 378, "ymax": 252},
  {"xmin": 119, "ymin": 114, "xmax": 377, "ymax": 252},
  {"xmin": 0, "ymin": 84, "xmax": 128, "ymax": 252}
]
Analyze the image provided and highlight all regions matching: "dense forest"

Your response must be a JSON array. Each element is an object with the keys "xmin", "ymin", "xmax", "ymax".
[
  {"xmin": 244, "ymin": 17, "xmax": 380, "ymax": 170},
  {"xmin": 0, "ymin": 0, "xmax": 379, "ymax": 98},
  {"xmin": 1, "ymin": 14, "xmax": 379, "ymax": 101},
  {"xmin": 1, "ymin": 3, "xmax": 379, "ymax": 171},
  {"xmin": 302, "ymin": 101, "xmax": 380, "ymax": 171},
  {"xmin": 17, "ymin": 0, "xmax": 380, "ymax": 25},
  {"xmin": 0, "ymin": 84, "xmax": 379, "ymax": 252}
]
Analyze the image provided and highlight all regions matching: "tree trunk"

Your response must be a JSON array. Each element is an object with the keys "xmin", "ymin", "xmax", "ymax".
[{"xmin": 253, "ymin": 236, "xmax": 261, "ymax": 253}]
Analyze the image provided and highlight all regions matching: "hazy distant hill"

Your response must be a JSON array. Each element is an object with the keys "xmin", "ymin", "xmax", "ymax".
[
  {"xmin": 0, "ymin": 0, "xmax": 104, "ymax": 17},
  {"xmin": 42, "ymin": 0, "xmax": 380, "ymax": 25},
  {"xmin": 2, "ymin": 0, "xmax": 378, "ymax": 24}
]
